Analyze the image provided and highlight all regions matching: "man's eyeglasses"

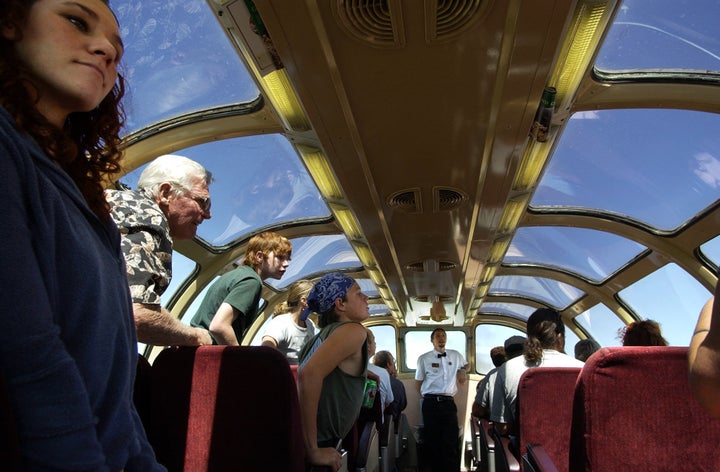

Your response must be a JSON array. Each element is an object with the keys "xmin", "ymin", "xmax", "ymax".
[{"xmin": 190, "ymin": 194, "xmax": 211, "ymax": 213}]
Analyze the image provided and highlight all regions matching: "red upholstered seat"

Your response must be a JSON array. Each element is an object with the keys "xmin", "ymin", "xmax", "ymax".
[
  {"xmin": 569, "ymin": 346, "xmax": 720, "ymax": 472},
  {"xmin": 517, "ymin": 367, "xmax": 580, "ymax": 472},
  {"xmin": 149, "ymin": 345, "xmax": 305, "ymax": 472}
]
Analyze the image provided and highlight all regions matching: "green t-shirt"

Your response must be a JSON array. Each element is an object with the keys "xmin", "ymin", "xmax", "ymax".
[{"xmin": 190, "ymin": 265, "xmax": 262, "ymax": 344}]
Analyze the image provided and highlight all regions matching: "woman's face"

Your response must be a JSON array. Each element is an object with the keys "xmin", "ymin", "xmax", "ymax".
[{"xmin": 5, "ymin": 0, "xmax": 123, "ymax": 126}]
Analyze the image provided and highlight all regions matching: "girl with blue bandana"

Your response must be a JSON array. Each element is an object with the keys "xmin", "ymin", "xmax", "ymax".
[{"xmin": 298, "ymin": 273, "xmax": 370, "ymax": 471}]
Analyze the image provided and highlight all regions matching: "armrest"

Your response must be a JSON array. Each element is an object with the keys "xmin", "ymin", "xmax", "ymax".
[
  {"xmin": 489, "ymin": 424, "xmax": 520, "ymax": 472},
  {"xmin": 525, "ymin": 443, "xmax": 560, "ymax": 472}
]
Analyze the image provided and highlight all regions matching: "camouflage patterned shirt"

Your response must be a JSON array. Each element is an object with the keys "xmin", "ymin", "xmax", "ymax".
[{"xmin": 106, "ymin": 189, "xmax": 173, "ymax": 305}]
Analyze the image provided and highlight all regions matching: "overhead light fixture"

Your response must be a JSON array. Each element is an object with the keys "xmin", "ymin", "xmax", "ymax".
[
  {"xmin": 297, "ymin": 146, "xmax": 344, "ymax": 201},
  {"xmin": 550, "ymin": 0, "xmax": 615, "ymax": 112},
  {"xmin": 218, "ymin": 0, "xmax": 311, "ymax": 131},
  {"xmin": 331, "ymin": 204, "xmax": 363, "ymax": 241},
  {"xmin": 497, "ymin": 194, "xmax": 529, "ymax": 234}
]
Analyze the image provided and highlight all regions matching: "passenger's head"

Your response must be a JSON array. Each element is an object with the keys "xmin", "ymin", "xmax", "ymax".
[
  {"xmin": 620, "ymin": 319, "xmax": 668, "ymax": 347},
  {"xmin": 373, "ymin": 350, "xmax": 397, "ymax": 377},
  {"xmin": 489, "ymin": 346, "xmax": 507, "ymax": 368},
  {"xmin": 1, "ymin": 0, "xmax": 122, "ymax": 126},
  {"xmin": 431, "ymin": 328, "xmax": 447, "ymax": 352},
  {"xmin": 366, "ymin": 329, "xmax": 376, "ymax": 357},
  {"xmin": 137, "ymin": 155, "xmax": 213, "ymax": 240},
  {"xmin": 277, "ymin": 279, "xmax": 313, "ymax": 315},
  {"xmin": 1, "ymin": 0, "xmax": 126, "ymax": 219},
  {"xmin": 242, "ymin": 231, "xmax": 292, "ymax": 279},
  {"xmin": 303, "ymin": 272, "xmax": 369, "ymax": 327},
  {"xmin": 504, "ymin": 335, "xmax": 526, "ymax": 360},
  {"xmin": 574, "ymin": 338, "xmax": 600, "ymax": 362},
  {"xmin": 524, "ymin": 308, "xmax": 566, "ymax": 364}
]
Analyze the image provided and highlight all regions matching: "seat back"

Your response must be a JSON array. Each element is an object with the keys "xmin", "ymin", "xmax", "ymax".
[
  {"xmin": 469, "ymin": 415, "xmax": 483, "ymax": 470},
  {"xmin": 354, "ymin": 370, "xmax": 383, "ymax": 470},
  {"xmin": 380, "ymin": 411, "xmax": 396, "ymax": 472},
  {"xmin": 134, "ymin": 354, "xmax": 153, "ymax": 434},
  {"xmin": 517, "ymin": 367, "xmax": 580, "ymax": 472},
  {"xmin": 149, "ymin": 345, "xmax": 305, "ymax": 472},
  {"xmin": 478, "ymin": 417, "xmax": 497, "ymax": 472},
  {"xmin": 0, "ymin": 372, "xmax": 20, "ymax": 470},
  {"xmin": 569, "ymin": 346, "xmax": 720, "ymax": 472}
]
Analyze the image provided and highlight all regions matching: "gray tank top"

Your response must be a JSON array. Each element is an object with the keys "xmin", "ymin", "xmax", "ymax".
[{"xmin": 299, "ymin": 321, "xmax": 368, "ymax": 443}]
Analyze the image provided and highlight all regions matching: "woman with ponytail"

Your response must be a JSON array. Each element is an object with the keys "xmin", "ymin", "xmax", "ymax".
[{"xmin": 490, "ymin": 308, "xmax": 584, "ymax": 436}]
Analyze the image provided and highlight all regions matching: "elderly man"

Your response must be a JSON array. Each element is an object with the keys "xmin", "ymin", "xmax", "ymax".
[{"xmin": 107, "ymin": 154, "xmax": 213, "ymax": 346}]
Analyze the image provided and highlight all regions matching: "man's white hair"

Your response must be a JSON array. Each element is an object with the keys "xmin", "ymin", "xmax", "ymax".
[{"xmin": 137, "ymin": 154, "xmax": 213, "ymax": 198}]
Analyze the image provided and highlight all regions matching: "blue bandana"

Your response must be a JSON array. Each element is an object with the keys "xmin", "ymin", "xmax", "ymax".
[{"xmin": 301, "ymin": 273, "xmax": 355, "ymax": 321}]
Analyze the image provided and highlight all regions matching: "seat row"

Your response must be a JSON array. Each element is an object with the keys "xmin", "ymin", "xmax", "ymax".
[
  {"xmin": 136, "ymin": 345, "xmax": 403, "ymax": 472},
  {"xmin": 469, "ymin": 346, "xmax": 720, "ymax": 472}
]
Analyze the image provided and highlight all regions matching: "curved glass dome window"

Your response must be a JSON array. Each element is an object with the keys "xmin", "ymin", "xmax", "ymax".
[
  {"xmin": 368, "ymin": 304, "xmax": 390, "ymax": 316},
  {"xmin": 700, "ymin": 234, "xmax": 720, "ymax": 270},
  {"xmin": 114, "ymin": 0, "xmax": 259, "ymax": 134},
  {"xmin": 595, "ymin": 0, "xmax": 720, "ymax": 74},
  {"xmin": 618, "ymin": 263, "xmax": 710, "ymax": 346},
  {"xmin": 573, "ymin": 304, "xmax": 626, "ymax": 348},
  {"xmin": 506, "ymin": 227, "xmax": 646, "ymax": 282},
  {"xmin": 488, "ymin": 276, "xmax": 585, "ymax": 310},
  {"xmin": 119, "ymin": 135, "xmax": 330, "ymax": 247},
  {"xmin": 532, "ymin": 109, "xmax": 720, "ymax": 231},
  {"xmin": 474, "ymin": 324, "xmax": 526, "ymax": 374},
  {"xmin": 264, "ymin": 235, "xmax": 362, "ymax": 290},
  {"xmin": 478, "ymin": 302, "xmax": 537, "ymax": 320}
]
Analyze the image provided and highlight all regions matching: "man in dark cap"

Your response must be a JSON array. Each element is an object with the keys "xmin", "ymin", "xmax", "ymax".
[{"xmin": 472, "ymin": 335, "xmax": 525, "ymax": 418}]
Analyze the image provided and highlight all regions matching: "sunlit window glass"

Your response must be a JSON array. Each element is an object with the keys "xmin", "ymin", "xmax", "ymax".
[
  {"xmin": 404, "ymin": 330, "xmax": 466, "ymax": 370},
  {"xmin": 114, "ymin": 0, "xmax": 259, "ymax": 134},
  {"xmin": 573, "ymin": 304, "xmax": 625, "ymax": 348},
  {"xmin": 595, "ymin": 0, "xmax": 720, "ymax": 74},
  {"xmin": 618, "ymin": 264, "xmax": 711, "ymax": 346},
  {"xmin": 700, "ymin": 235, "xmax": 720, "ymax": 271},
  {"xmin": 369, "ymin": 325, "xmax": 397, "ymax": 367},
  {"xmin": 474, "ymin": 324, "xmax": 525, "ymax": 375}
]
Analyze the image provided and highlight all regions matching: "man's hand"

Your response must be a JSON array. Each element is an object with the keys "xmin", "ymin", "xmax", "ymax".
[
  {"xmin": 307, "ymin": 447, "xmax": 342, "ymax": 471},
  {"xmin": 457, "ymin": 367, "xmax": 468, "ymax": 384},
  {"xmin": 195, "ymin": 327, "xmax": 213, "ymax": 345}
]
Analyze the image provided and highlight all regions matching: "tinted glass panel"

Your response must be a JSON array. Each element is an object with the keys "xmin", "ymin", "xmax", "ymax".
[
  {"xmin": 596, "ymin": 0, "xmax": 720, "ymax": 74},
  {"xmin": 618, "ymin": 263, "xmax": 711, "ymax": 346},
  {"xmin": 489, "ymin": 276, "xmax": 584, "ymax": 310},
  {"xmin": 507, "ymin": 227, "xmax": 645, "ymax": 282},
  {"xmin": 700, "ymin": 234, "xmax": 720, "ymax": 269},
  {"xmin": 115, "ymin": 0, "xmax": 259, "ymax": 134},
  {"xmin": 532, "ymin": 109, "xmax": 720, "ymax": 231},
  {"xmin": 573, "ymin": 304, "xmax": 626, "ymax": 348},
  {"xmin": 479, "ymin": 302, "xmax": 537, "ymax": 320},
  {"xmin": 119, "ymin": 135, "xmax": 330, "ymax": 247},
  {"xmin": 265, "ymin": 235, "xmax": 362, "ymax": 289}
]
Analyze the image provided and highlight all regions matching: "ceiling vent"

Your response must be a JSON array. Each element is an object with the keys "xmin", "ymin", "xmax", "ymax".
[
  {"xmin": 433, "ymin": 187, "xmax": 468, "ymax": 212},
  {"xmin": 414, "ymin": 295, "xmax": 454, "ymax": 303},
  {"xmin": 405, "ymin": 260, "xmax": 457, "ymax": 272},
  {"xmin": 426, "ymin": 0, "xmax": 494, "ymax": 42},
  {"xmin": 333, "ymin": 0, "xmax": 405, "ymax": 48},
  {"xmin": 387, "ymin": 188, "xmax": 422, "ymax": 214}
]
